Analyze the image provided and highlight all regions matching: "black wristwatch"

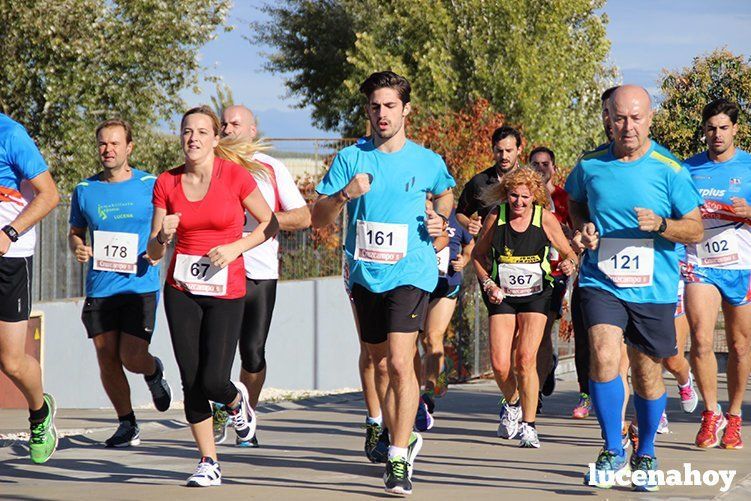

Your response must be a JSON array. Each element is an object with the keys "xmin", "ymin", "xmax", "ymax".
[
  {"xmin": 656, "ymin": 217, "xmax": 668, "ymax": 234},
  {"xmin": 2, "ymin": 225, "xmax": 19, "ymax": 242}
]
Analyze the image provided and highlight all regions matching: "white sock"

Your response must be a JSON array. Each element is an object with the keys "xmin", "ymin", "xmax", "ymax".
[
  {"xmin": 388, "ymin": 446, "xmax": 408, "ymax": 460},
  {"xmin": 366, "ymin": 414, "xmax": 383, "ymax": 426}
]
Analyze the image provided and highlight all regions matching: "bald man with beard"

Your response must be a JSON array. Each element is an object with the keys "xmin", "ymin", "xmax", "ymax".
[{"xmin": 566, "ymin": 85, "xmax": 704, "ymax": 491}]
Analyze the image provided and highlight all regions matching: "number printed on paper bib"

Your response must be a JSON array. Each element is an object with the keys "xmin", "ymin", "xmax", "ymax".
[
  {"xmin": 93, "ymin": 230, "xmax": 139, "ymax": 274},
  {"xmin": 173, "ymin": 254, "xmax": 228, "ymax": 296},
  {"xmin": 354, "ymin": 220, "xmax": 409, "ymax": 264},
  {"xmin": 498, "ymin": 263, "xmax": 544, "ymax": 297},
  {"xmin": 597, "ymin": 238, "xmax": 654, "ymax": 287},
  {"xmin": 696, "ymin": 227, "xmax": 740, "ymax": 267},
  {"xmin": 436, "ymin": 246, "xmax": 450, "ymax": 276}
]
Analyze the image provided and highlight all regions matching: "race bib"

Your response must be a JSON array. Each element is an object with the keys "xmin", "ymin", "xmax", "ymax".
[
  {"xmin": 173, "ymin": 254, "xmax": 228, "ymax": 296},
  {"xmin": 697, "ymin": 227, "xmax": 740, "ymax": 267},
  {"xmin": 597, "ymin": 238, "xmax": 654, "ymax": 287},
  {"xmin": 436, "ymin": 247, "xmax": 450, "ymax": 276},
  {"xmin": 93, "ymin": 230, "xmax": 138, "ymax": 274},
  {"xmin": 499, "ymin": 263, "xmax": 544, "ymax": 297},
  {"xmin": 354, "ymin": 220, "xmax": 408, "ymax": 264}
]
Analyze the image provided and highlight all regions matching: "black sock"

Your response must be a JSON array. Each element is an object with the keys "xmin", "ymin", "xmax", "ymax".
[
  {"xmin": 523, "ymin": 421, "xmax": 536, "ymax": 429},
  {"xmin": 118, "ymin": 411, "xmax": 137, "ymax": 427},
  {"xmin": 29, "ymin": 401, "xmax": 49, "ymax": 424},
  {"xmin": 510, "ymin": 399, "xmax": 521, "ymax": 407}
]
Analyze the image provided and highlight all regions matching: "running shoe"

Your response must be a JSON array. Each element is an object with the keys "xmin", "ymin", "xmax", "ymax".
[
  {"xmin": 656, "ymin": 412, "xmax": 669, "ymax": 434},
  {"xmin": 421, "ymin": 393, "xmax": 436, "ymax": 414},
  {"xmin": 621, "ymin": 422, "xmax": 630, "ymax": 450},
  {"xmin": 541, "ymin": 353, "xmax": 558, "ymax": 396},
  {"xmin": 364, "ymin": 422, "xmax": 383, "ymax": 462},
  {"xmin": 226, "ymin": 381, "xmax": 256, "ymax": 443},
  {"xmin": 144, "ymin": 356, "xmax": 172, "ymax": 412},
  {"xmin": 678, "ymin": 374, "xmax": 699, "ymax": 413},
  {"xmin": 414, "ymin": 397, "xmax": 434, "ymax": 432},
  {"xmin": 186, "ymin": 456, "xmax": 221, "ymax": 487},
  {"xmin": 583, "ymin": 448, "xmax": 629, "ymax": 489},
  {"xmin": 695, "ymin": 405, "xmax": 727, "ymax": 448},
  {"xmin": 518, "ymin": 423, "xmax": 540, "ymax": 448},
  {"xmin": 370, "ymin": 427, "xmax": 390, "ymax": 464},
  {"xmin": 434, "ymin": 370, "xmax": 449, "ymax": 398},
  {"xmin": 721, "ymin": 413, "xmax": 743, "ymax": 449},
  {"xmin": 29, "ymin": 393, "xmax": 58, "ymax": 464},
  {"xmin": 383, "ymin": 457, "xmax": 412, "ymax": 496},
  {"xmin": 212, "ymin": 402, "xmax": 229, "ymax": 444},
  {"xmin": 497, "ymin": 399, "xmax": 522, "ymax": 439},
  {"xmin": 237, "ymin": 434, "xmax": 259, "ymax": 448},
  {"xmin": 572, "ymin": 393, "xmax": 591, "ymax": 419},
  {"xmin": 105, "ymin": 421, "xmax": 141, "ymax": 448},
  {"xmin": 630, "ymin": 454, "xmax": 659, "ymax": 492},
  {"xmin": 406, "ymin": 431, "xmax": 423, "ymax": 478},
  {"xmin": 628, "ymin": 422, "xmax": 639, "ymax": 452}
]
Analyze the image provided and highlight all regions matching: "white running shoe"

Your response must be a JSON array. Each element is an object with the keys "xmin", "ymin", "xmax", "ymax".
[
  {"xmin": 519, "ymin": 422, "xmax": 540, "ymax": 448},
  {"xmin": 656, "ymin": 412, "xmax": 669, "ymax": 434},
  {"xmin": 186, "ymin": 457, "xmax": 221, "ymax": 487},
  {"xmin": 678, "ymin": 373, "xmax": 699, "ymax": 414},
  {"xmin": 497, "ymin": 401, "xmax": 522, "ymax": 439},
  {"xmin": 227, "ymin": 381, "xmax": 257, "ymax": 443}
]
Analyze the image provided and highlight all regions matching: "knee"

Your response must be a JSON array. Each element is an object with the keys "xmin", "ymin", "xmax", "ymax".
[
  {"xmin": 200, "ymin": 374, "xmax": 229, "ymax": 402},
  {"xmin": 241, "ymin": 350, "xmax": 266, "ymax": 374},
  {"xmin": 118, "ymin": 348, "xmax": 145, "ymax": 373},
  {"xmin": 0, "ymin": 354, "xmax": 24, "ymax": 379},
  {"xmin": 491, "ymin": 354, "xmax": 512, "ymax": 380},
  {"xmin": 95, "ymin": 347, "xmax": 122, "ymax": 374},
  {"xmin": 690, "ymin": 337, "xmax": 714, "ymax": 358},
  {"xmin": 728, "ymin": 337, "xmax": 751, "ymax": 359},
  {"xmin": 387, "ymin": 354, "xmax": 414, "ymax": 381},
  {"xmin": 515, "ymin": 351, "xmax": 537, "ymax": 377},
  {"xmin": 424, "ymin": 334, "xmax": 444, "ymax": 356}
]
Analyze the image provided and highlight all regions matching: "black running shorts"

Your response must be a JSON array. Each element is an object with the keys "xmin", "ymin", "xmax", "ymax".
[
  {"xmin": 351, "ymin": 283, "xmax": 429, "ymax": 344},
  {"xmin": 578, "ymin": 286, "xmax": 677, "ymax": 359},
  {"xmin": 81, "ymin": 292, "xmax": 158, "ymax": 342},
  {"xmin": 0, "ymin": 256, "xmax": 32, "ymax": 322}
]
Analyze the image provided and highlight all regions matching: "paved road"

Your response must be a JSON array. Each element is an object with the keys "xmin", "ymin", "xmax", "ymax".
[{"xmin": 1, "ymin": 376, "xmax": 749, "ymax": 500}]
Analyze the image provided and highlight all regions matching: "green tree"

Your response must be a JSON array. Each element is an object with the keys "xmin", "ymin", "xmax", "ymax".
[
  {"xmin": 0, "ymin": 0, "xmax": 231, "ymax": 192},
  {"xmin": 254, "ymin": 0, "xmax": 616, "ymax": 167},
  {"xmin": 652, "ymin": 48, "xmax": 751, "ymax": 160}
]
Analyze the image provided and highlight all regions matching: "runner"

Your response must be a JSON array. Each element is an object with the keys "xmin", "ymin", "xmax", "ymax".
[
  {"xmin": 683, "ymin": 98, "xmax": 751, "ymax": 450},
  {"xmin": 68, "ymin": 119, "xmax": 172, "ymax": 447},
  {"xmin": 566, "ymin": 85, "xmax": 704, "ymax": 491},
  {"xmin": 312, "ymin": 71, "xmax": 455, "ymax": 496},
  {"xmin": 147, "ymin": 105, "xmax": 278, "ymax": 487},
  {"xmin": 529, "ymin": 146, "xmax": 572, "ymax": 411},
  {"xmin": 0, "ymin": 112, "xmax": 60, "ymax": 463},
  {"xmin": 456, "ymin": 126, "xmax": 522, "ymax": 236},
  {"xmin": 414, "ymin": 207, "xmax": 473, "ymax": 430},
  {"xmin": 472, "ymin": 167, "xmax": 577, "ymax": 447},
  {"xmin": 212, "ymin": 105, "xmax": 311, "ymax": 448}
]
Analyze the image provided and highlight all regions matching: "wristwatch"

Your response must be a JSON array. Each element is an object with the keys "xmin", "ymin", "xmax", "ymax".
[
  {"xmin": 2, "ymin": 225, "xmax": 19, "ymax": 242},
  {"xmin": 657, "ymin": 217, "xmax": 668, "ymax": 234}
]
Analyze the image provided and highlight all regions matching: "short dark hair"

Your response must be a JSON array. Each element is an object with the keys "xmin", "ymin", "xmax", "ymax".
[
  {"xmin": 702, "ymin": 98, "xmax": 740, "ymax": 125},
  {"xmin": 529, "ymin": 146, "xmax": 555, "ymax": 165},
  {"xmin": 491, "ymin": 126, "xmax": 522, "ymax": 148},
  {"xmin": 359, "ymin": 71, "xmax": 411, "ymax": 104},
  {"xmin": 601, "ymin": 86, "xmax": 619, "ymax": 103},
  {"xmin": 96, "ymin": 118, "xmax": 133, "ymax": 143}
]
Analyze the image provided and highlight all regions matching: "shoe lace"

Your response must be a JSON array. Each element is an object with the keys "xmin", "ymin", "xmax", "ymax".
[
  {"xmin": 700, "ymin": 410, "xmax": 719, "ymax": 434},
  {"xmin": 364, "ymin": 423, "xmax": 381, "ymax": 449},
  {"xmin": 633, "ymin": 455, "xmax": 656, "ymax": 472},
  {"xmin": 147, "ymin": 375, "xmax": 168, "ymax": 398},
  {"xmin": 576, "ymin": 394, "xmax": 590, "ymax": 408},
  {"xmin": 389, "ymin": 458, "xmax": 408, "ymax": 480},
  {"xmin": 520, "ymin": 424, "xmax": 536, "ymax": 442},
  {"xmin": 594, "ymin": 450, "xmax": 618, "ymax": 470},
  {"xmin": 725, "ymin": 415, "xmax": 741, "ymax": 440},
  {"xmin": 227, "ymin": 406, "xmax": 249, "ymax": 430},
  {"xmin": 678, "ymin": 384, "xmax": 694, "ymax": 400},
  {"xmin": 29, "ymin": 421, "xmax": 48, "ymax": 445},
  {"xmin": 193, "ymin": 460, "xmax": 216, "ymax": 477}
]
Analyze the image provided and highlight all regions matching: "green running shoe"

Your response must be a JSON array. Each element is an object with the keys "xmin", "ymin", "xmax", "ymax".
[
  {"xmin": 29, "ymin": 393, "xmax": 58, "ymax": 464},
  {"xmin": 212, "ymin": 402, "xmax": 229, "ymax": 445}
]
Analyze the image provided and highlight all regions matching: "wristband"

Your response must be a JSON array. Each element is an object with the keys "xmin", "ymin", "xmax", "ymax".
[
  {"xmin": 2, "ymin": 225, "xmax": 19, "ymax": 243},
  {"xmin": 656, "ymin": 217, "xmax": 668, "ymax": 234},
  {"xmin": 156, "ymin": 232, "xmax": 167, "ymax": 246},
  {"xmin": 481, "ymin": 277, "xmax": 494, "ymax": 291}
]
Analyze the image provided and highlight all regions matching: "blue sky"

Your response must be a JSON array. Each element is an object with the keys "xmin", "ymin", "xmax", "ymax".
[{"xmin": 184, "ymin": 0, "xmax": 751, "ymax": 137}]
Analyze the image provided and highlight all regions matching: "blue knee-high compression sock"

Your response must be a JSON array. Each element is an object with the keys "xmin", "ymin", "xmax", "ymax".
[
  {"xmin": 590, "ymin": 377, "xmax": 625, "ymax": 455},
  {"xmin": 634, "ymin": 392, "xmax": 666, "ymax": 458}
]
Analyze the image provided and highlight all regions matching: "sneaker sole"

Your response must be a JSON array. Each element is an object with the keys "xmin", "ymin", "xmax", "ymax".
[
  {"xmin": 106, "ymin": 437, "xmax": 141, "ymax": 448},
  {"xmin": 696, "ymin": 420, "xmax": 727, "ymax": 448},
  {"xmin": 384, "ymin": 486, "xmax": 412, "ymax": 496},
  {"xmin": 407, "ymin": 433, "xmax": 423, "ymax": 479},
  {"xmin": 585, "ymin": 464, "xmax": 630, "ymax": 489},
  {"xmin": 187, "ymin": 478, "xmax": 221, "ymax": 487},
  {"xmin": 31, "ymin": 394, "xmax": 58, "ymax": 464},
  {"xmin": 232, "ymin": 382, "xmax": 257, "ymax": 441},
  {"xmin": 520, "ymin": 442, "xmax": 540, "ymax": 448}
]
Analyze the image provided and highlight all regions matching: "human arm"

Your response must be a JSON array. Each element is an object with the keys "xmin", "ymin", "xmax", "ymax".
[
  {"xmin": 311, "ymin": 173, "xmax": 370, "ymax": 228},
  {"xmin": 451, "ymin": 238, "xmax": 475, "ymax": 272},
  {"xmin": 470, "ymin": 209, "xmax": 503, "ymax": 303},
  {"xmin": 634, "ymin": 206, "xmax": 703, "ymax": 244},
  {"xmin": 425, "ymin": 189, "xmax": 454, "ymax": 237},
  {"xmin": 568, "ymin": 199, "xmax": 599, "ymax": 250},
  {"xmin": 542, "ymin": 210, "xmax": 578, "ymax": 276},
  {"xmin": 0, "ymin": 172, "xmax": 60, "ymax": 255},
  {"xmin": 68, "ymin": 226, "xmax": 92, "ymax": 263},
  {"xmin": 276, "ymin": 205, "xmax": 311, "ymax": 231}
]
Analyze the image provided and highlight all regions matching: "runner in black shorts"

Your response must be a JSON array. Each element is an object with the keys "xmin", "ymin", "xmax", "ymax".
[
  {"xmin": 472, "ymin": 167, "xmax": 577, "ymax": 448},
  {"xmin": 68, "ymin": 119, "xmax": 172, "ymax": 447}
]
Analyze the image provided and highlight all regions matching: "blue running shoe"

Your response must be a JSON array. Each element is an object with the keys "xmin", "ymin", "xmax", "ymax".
[
  {"xmin": 584, "ymin": 449, "xmax": 629, "ymax": 489},
  {"xmin": 630, "ymin": 454, "xmax": 659, "ymax": 492}
]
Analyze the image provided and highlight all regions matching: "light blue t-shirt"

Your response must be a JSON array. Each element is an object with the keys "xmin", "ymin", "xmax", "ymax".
[
  {"xmin": 316, "ymin": 139, "xmax": 456, "ymax": 293},
  {"xmin": 565, "ymin": 140, "xmax": 703, "ymax": 303},
  {"xmin": 70, "ymin": 169, "xmax": 160, "ymax": 297}
]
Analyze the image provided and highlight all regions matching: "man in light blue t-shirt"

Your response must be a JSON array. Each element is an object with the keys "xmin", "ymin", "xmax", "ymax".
[
  {"xmin": 68, "ymin": 119, "xmax": 172, "ymax": 448},
  {"xmin": 313, "ymin": 71, "xmax": 454, "ymax": 496},
  {"xmin": 566, "ymin": 85, "xmax": 704, "ymax": 491}
]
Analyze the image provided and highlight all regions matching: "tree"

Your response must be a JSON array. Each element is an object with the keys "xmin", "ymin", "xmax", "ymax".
[
  {"xmin": 253, "ymin": 0, "xmax": 616, "ymax": 167},
  {"xmin": 0, "ymin": 0, "xmax": 231, "ymax": 192},
  {"xmin": 652, "ymin": 48, "xmax": 751, "ymax": 160}
]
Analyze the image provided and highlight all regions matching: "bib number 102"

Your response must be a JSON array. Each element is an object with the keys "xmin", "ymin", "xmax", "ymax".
[
  {"xmin": 365, "ymin": 230, "xmax": 393, "ymax": 246},
  {"xmin": 103, "ymin": 245, "xmax": 128, "ymax": 259},
  {"xmin": 703, "ymin": 240, "xmax": 729, "ymax": 254},
  {"xmin": 610, "ymin": 254, "xmax": 639, "ymax": 270}
]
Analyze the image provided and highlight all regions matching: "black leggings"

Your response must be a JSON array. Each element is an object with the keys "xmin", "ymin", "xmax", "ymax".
[
  {"xmin": 571, "ymin": 286, "xmax": 590, "ymax": 395},
  {"xmin": 239, "ymin": 278, "xmax": 277, "ymax": 373},
  {"xmin": 164, "ymin": 286, "xmax": 244, "ymax": 424}
]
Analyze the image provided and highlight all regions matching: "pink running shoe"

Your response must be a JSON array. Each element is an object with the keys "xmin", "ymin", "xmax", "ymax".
[
  {"xmin": 572, "ymin": 393, "xmax": 591, "ymax": 419},
  {"xmin": 678, "ymin": 373, "xmax": 699, "ymax": 413}
]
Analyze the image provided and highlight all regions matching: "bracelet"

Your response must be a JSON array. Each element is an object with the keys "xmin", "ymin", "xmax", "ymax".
[
  {"xmin": 156, "ymin": 232, "xmax": 167, "ymax": 246},
  {"xmin": 481, "ymin": 277, "xmax": 494, "ymax": 291}
]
